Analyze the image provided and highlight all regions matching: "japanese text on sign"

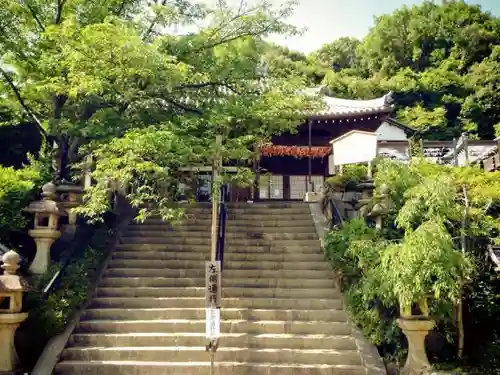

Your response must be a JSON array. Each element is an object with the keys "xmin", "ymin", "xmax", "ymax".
[{"xmin": 205, "ymin": 261, "xmax": 221, "ymax": 308}]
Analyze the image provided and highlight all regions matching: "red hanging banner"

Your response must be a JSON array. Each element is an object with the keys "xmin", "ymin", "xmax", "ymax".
[{"xmin": 261, "ymin": 144, "xmax": 331, "ymax": 159}]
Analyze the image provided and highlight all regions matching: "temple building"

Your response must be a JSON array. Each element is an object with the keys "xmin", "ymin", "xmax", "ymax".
[
  {"xmin": 186, "ymin": 87, "xmax": 498, "ymax": 202},
  {"xmin": 256, "ymin": 88, "xmax": 412, "ymax": 201},
  {"xmin": 188, "ymin": 87, "xmax": 418, "ymax": 202}
]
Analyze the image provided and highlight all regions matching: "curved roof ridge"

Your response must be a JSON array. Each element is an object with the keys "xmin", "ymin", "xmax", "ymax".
[{"xmin": 301, "ymin": 86, "xmax": 394, "ymax": 118}]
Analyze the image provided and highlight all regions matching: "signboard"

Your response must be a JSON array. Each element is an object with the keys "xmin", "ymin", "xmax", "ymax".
[
  {"xmin": 205, "ymin": 261, "xmax": 221, "ymax": 340},
  {"xmin": 206, "ymin": 307, "xmax": 220, "ymax": 339},
  {"xmin": 205, "ymin": 261, "xmax": 221, "ymax": 308},
  {"xmin": 330, "ymin": 130, "xmax": 378, "ymax": 166}
]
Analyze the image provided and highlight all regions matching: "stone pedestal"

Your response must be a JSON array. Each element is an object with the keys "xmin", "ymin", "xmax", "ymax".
[
  {"xmin": 0, "ymin": 313, "xmax": 28, "ymax": 372},
  {"xmin": 304, "ymin": 192, "xmax": 322, "ymax": 202},
  {"xmin": 397, "ymin": 318, "xmax": 435, "ymax": 375},
  {"xmin": 27, "ymin": 229, "xmax": 61, "ymax": 274}
]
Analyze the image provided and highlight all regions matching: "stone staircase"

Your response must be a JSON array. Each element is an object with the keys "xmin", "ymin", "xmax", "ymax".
[{"xmin": 55, "ymin": 202, "xmax": 369, "ymax": 375}]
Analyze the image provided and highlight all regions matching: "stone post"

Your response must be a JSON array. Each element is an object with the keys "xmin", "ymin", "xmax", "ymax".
[
  {"xmin": 397, "ymin": 318, "xmax": 435, "ymax": 375},
  {"xmin": 24, "ymin": 182, "xmax": 64, "ymax": 274},
  {"xmin": 0, "ymin": 250, "xmax": 29, "ymax": 372}
]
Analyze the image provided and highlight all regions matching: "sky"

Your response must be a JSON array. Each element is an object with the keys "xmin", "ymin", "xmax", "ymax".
[{"xmin": 268, "ymin": 0, "xmax": 500, "ymax": 53}]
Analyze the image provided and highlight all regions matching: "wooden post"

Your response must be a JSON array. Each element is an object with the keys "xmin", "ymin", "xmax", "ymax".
[
  {"xmin": 211, "ymin": 135, "xmax": 222, "ymax": 262},
  {"xmin": 253, "ymin": 143, "xmax": 261, "ymax": 202}
]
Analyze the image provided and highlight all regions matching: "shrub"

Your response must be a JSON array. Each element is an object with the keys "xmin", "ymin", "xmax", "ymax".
[
  {"xmin": 18, "ymin": 223, "xmax": 116, "ymax": 369},
  {"xmin": 0, "ymin": 155, "xmax": 51, "ymax": 244},
  {"xmin": 325, "ymin": 163, "xmax": 368, "ymax": 189}
]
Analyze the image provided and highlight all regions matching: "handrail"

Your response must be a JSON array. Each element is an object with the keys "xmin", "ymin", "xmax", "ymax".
[
  {"xmin": 42, "ymin": 221, "xmax": 95, "ymax": 299},
  {"xmin": 215, "ymin": 184, "xmax": 227, "ymax": 272},
  {"xmin": 329, "ymin": 198, "xmax": 345, "ymax": 228}
]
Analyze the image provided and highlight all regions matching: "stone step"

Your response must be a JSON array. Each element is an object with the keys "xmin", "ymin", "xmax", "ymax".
[
  {"xmin": 114, "ymin": 244, "xmax": 323, "ymax": 254},
  {"xmin": 75, "ymin": 320, "xmax": 352, "ymax": 335},
  {"xmin": 61, "ymin": 347, "xmax": 362, "ymax": 365},
  {"xmin": 107, "ymin": 259, "xmax": 330, "ymax": 271},
  {"xmin": 123, "ymin": 230, "xmax": 318, "ymax": 239},
  {"xmin": 99, "ymin": 277, "xmax": 334, "ymax": 289},
  {"xmin": 127, "ymin": 225, "xmax": 317, "ymax": 233},
  {"xmin": 68, "ymin": 332, "xmax": 357, "ymax": 350},
  {"xmin": 141, "ymin": 218, "xmax": 315, "ymax": 226},
  {"xmin": 111, "ymin": 251, "xmax": 325, "ymax": 262},
  {"xmin": 226, "ymin": 214, "xmax": 310, "ymax": 221},
  {"xmin": 82, "ymin": 308, "xmax": 348, "ymax": 322},
  {"xmin": 90, "ymin": 297, "xmax": 343, "ymax": 310},
  {"xmin": 162, "ymin": 203, "xmax": 308, "ymax": 209},
  {"xmin": 176, "ymin": 210, "xmax": 312, "ymax": 217},
  {"xmin": 119, "ymin": 237, "xmax": 321, "ymax": 246},
  {"xmin": 55, "ymin": 361, "xmax": 366, "ymax": 375},
  {"xmin": 159, "ymin": 207, "xmax": 311, "ymax": 214},
  {"xmin": 104, "ymin": 268, "xmax": 332, "ymax": 279},
  {"xmin": 96, "ymin": 287, "xmax": 340, "ymax": 299}
]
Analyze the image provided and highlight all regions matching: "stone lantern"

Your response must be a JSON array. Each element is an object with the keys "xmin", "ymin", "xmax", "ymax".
[
  {"xmin": 397, "ymin": 318, "xmax": 435, "ymax": 375},
  {"xmin": 0, "ymin": 250, "xmax": 29, "ymax": 372},
  {"xmin": 56, "ymin": 182, "xmax": 84, "ymax": 231},
  {"xmin": 24, "ymin": 182, "xmax": 64, "ymax": 274},
  {"xmin": 397, "ymin": 295, "xmax": 435, "ymax": 375},
  {"xmin": 355, "ymin": 181, "xmax": 375, "ymax": 218},
  {"xmin": 368, "ymin": 184, "xmax": 392, "ymax": 229}
]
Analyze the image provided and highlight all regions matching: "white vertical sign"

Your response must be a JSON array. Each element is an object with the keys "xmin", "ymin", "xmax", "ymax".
[
  {"xmin": 206, "ymin": 307, "xmax": 220, "ymax": 339},
  {"xmin": 205, "ymin": 261, "xmax": 221, "ymax": 340}
]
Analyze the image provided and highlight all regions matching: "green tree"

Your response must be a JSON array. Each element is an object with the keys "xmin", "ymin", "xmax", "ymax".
[
  {"xmin": 0, "ymin": 0, "xmax": 320, "ymax": 220},
  {"xmin": 311, "ymin": 37, "xmax": 361, "ymax": 71},
  {"xmin": 325, "ymin": 158, "xmax": 500, "ymax": 367},
  {"xmin": 313, "ymin": 0, "xmax": 500, "ymax": 140}
]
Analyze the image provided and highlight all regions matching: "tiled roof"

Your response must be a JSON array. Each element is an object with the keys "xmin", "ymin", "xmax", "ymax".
[{"xmin": 302, "ymin": 86, "xmax": 395, "ymax": 118}]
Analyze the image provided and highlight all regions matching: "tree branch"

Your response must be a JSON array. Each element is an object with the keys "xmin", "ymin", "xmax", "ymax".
[
  {"xmin": 24, "ymin": 1, "xmax": 46, "ymax": 31},
  {"xmin": 143, "ymin": 0, "xmax": 169, "ymax": 41},
  {"xmin": 55, "ymin": 0, "xmax": 67, "ymax": 24},
  {"xmin": 207, "ymin": 5, "xmax": 261, "ymax": 40},
  {"xmin": 174, "ymin": 81, "xmax": 241, "ymax": 94},
  {"xmin": 0, "ymin": 67, "xmax": 47, "ymax": 138},
  {"xmin": 161, "ymin": 97, "xmax": 203, "ymax": 114},
  {"xmin": 190, "ymin": 26, "xmax": 272, "ymax": 53}
]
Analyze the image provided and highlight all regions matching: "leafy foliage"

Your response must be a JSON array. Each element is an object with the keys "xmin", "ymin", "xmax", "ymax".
[
  {"xmin": 325, "ymin": 164, "xmax": 368, "ymax": 189},
  {"xmin": 0, "ymin": 0, "xmax": 321, "ymax": 220},
  {"xmin": 0, "ymin": 155, "xmax": 50, "ymax": 243},
  {"xmin": 260, "ymin": 1, "xmax": 500, "ymax": 141},
  {"xmin": 20, "ymin": 223, "xmax": 115, "ymax": 368},
  {"xmin": 324, "ymin": 158, "xmax": 500, "ymax": 369}
]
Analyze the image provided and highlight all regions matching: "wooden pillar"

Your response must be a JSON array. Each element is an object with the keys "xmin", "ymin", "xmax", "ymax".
[
  {"xmin": 283, "ymin": 176, "xmax": 291, "ymax": 201},
  {"xmin": 253, "ymin": 144, "xmax": 261, "ymax": 202}
]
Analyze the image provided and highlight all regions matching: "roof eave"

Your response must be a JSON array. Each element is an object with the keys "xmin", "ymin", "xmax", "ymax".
[
  {"xmin": 307, "ymin": 108, "xmax": 393, "ymax": 121},
  {"xmin": 385, "ymin": 117, "xmax": 417, "ymax": 135}
]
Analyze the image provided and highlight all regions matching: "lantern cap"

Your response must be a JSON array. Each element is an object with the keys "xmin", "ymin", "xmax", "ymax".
[{"xmin": 0, "ymin": 250, "xmax": 30, "ymax": 292}]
